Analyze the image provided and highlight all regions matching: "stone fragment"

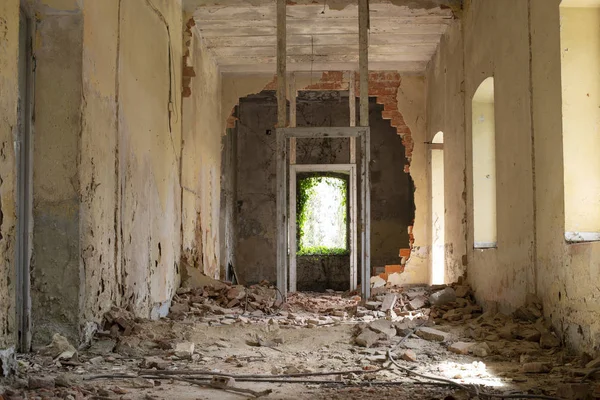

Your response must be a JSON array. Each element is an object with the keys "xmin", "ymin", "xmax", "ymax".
[
  {"xmin": 140, "ymin": 356, "xmax": 169, "ymax": 370},
  {"xmin": 470, "ymin": 342, "xmax": 491, "ymax": 357},
  {"xmin": 369, "ymin": 320, "xmax": 396, "ymax": 339},
  {"xmin": 514, "ymin": 305, "xmax": 542, "ymax": 322},
  {"xmin": 380, "ymin": 294, "xmax": 397, "ymax": 312},
  {"xmin": 55, "ymin": 374, "xmax": 78, "ymax": 388},
  {"xmin": 89, "ymin": 356, "xmax": 104, "ymax": 365},
  {"xmin": 132, "ymin": 378, "xmax": 155, "ymax": 388},
  {"xmin": 539, "ymin": 332, "xmax": 561, "ymax": 349},
  {"xmin": 174, "ymin": 342, "xmax": 195, "ymax": 359},
  {"xmin": 394, "ymin": 320, "xmax": 417, "ymax": 337},
  {"xmin": 448, "ymin": 342, "xmax": 476, "ymax": 355},
  {"xmin": 517, "ymin": 327, "xmax": 542, "ymax": 342},
  {"xmin": 88, "ymin": 339, "xmax": 116, "ymax": 356},
  {"xmin": 115, "ymin": 336, "xmax": 144, "ymax": 358},
  {"xmin": 408, "ymin": 296, "xmax": 427, "ymax": 310},
  {"xmin": 522, "ymin": 362, "xmax": 551, "ymax": 373},
  {"xmin": 39, "ymin": 334, "xmax": 77, "ymax": 360},
  {"xmin": 355, "ymin": 329, "xmax": 380, "ymax": 348},
  {"xmin": 28, "ymin": 376, "xmax": 55, "ymax": 389},
  {"xmin": 443, "ymin": 309, "xmax": 464, "ymax": 321},
  {"xmin": 498, "ymin": 324, "xmax": 517, "ymax": 340},
  {"xmin": 429, "ymin": 287, "xmax": 456, "ymax": 306},
  {"xmin": 365, "ymin": 301, "xmax": 382, "ymax": 311},
  {"xmin": 370, "ymin": 276, "xmax": 386, "ymax": 288},
  {"xmin": 416, "ymin": 327, "xmax": 448, "ymax": 342},
  {"xmin": 400, "ymin": 350, "xmax": 417, "ymax": 362}
]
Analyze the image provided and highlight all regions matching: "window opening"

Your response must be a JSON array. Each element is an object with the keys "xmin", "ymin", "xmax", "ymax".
[
  {"xmin": 472, "ymin": 77, "xmax": 497, "ymax": 249},
  {"xmin": 297, "ymin": 175, "xmax": 348, "ymax": 256}
]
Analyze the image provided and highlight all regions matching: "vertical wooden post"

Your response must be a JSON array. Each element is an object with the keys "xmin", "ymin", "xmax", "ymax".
[
  {"xmin": 276, "ymin": 0, "xmax": 287, "ymax": 300},
  {"xmin": 289, "ymin": 73, "xmax": 297, "ymax": 164},
  {"xmin": 348, "ymin": 71, "xmax": 356, "ymax": 163},
  {"xmin": 358, "ymin": 0, "xmax": 371, "ymax": 301},
  {"xmin": 359, "ymin": 0, "xmax": 369, "ymax": 128}
]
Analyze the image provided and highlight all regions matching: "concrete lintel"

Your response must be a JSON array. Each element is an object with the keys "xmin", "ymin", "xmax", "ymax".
[{"xmin": 278, "ymin": 126, "xmax": 367, "ymax": 138}]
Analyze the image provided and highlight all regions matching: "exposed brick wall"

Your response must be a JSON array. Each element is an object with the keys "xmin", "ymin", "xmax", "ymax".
[
  {"xmin": 251, "ymin": 72, "xmax": 414, "ymax": 172},
  {"xmin": 182, "ymin": 18, "xmax": 196, "ymax": 98},
  {"xmin": 225, "ymin": 71, "xmax": 416, "ymax": 278}
]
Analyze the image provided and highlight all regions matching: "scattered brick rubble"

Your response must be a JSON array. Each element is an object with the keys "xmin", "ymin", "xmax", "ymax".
[{"xmin": 1, "ymin": 276, "xmax": 600, "ymax": 400}]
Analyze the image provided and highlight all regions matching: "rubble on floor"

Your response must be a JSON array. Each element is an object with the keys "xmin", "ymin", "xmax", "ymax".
[{"xmin": 1, "ymin": 278, "xmax": 599, "ymax": 400}]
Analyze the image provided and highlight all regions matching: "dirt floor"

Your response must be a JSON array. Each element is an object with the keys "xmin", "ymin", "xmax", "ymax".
[{"xmin": 2, "ymin": 281, "xmax": 599, "ymax": 400}]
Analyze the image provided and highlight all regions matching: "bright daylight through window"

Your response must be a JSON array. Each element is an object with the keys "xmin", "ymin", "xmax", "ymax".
[{"xmin": 297, "ymin": 176, "xmax": 348, "ymax": 255}]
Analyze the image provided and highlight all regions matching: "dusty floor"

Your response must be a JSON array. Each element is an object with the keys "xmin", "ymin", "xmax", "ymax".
[{"xmin": 2, "ymin": 282, "xmax": 599, "ymax": 400}]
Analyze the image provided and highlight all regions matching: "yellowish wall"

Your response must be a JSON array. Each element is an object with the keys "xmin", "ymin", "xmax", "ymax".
[
  {"xmin": 181, "ymin": 31, "xmax": 222, "ymax": 278},
  {"xmin": 428, "ymin": 0, "xmax": 600, "ymax": 353},
  {"xmin": 561, "ymin": 7, "xmax": 600, "ymax": 234},
  {"xmin": 0, "ymin": 0, "xmax": 19, "ymax": 349},
  {"xmin": 472, "ymin": 94, "xmax": 497, "ymax": 247}
]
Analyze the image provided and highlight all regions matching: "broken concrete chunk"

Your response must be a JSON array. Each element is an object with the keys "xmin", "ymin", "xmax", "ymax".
[
  {"xmin": 88, "ymin": 338, "xmax": 116, "ymax": 356},
  {"xmin": 514, "ymin": 304, "xmax": 542, "ymax": 322},
  {"xmin": 539, "ymin": 332, "xmax": 561, "ymax": 349},
  {"xmin": 140, "ymin": 356, "xmax": 169, "ymax": 370},
  {"xmin": 39, "ymin": 334, "xmax": 77, "ymax": 360},
  {"xmin": 408, "ymin": 295, "xmax": 427, "ymax": 311},
  {"xmin": 174, "ymin": 342, "xmax": 195, "ymax": 359},
  {"xmin": 448, "ymin": 342, "xmax": 476, "ymax": 355},
  {"xmin": 355, "ymin": 329, "xmax": 380, "ymax": 348},
  {"xmin": 369, "ymin": 320, "xmax": 396, "ymax": 340},
  {"xmin": 416, "ymin": 327, "xmax": 448, "ymax": 342},
  {"xmin": 517, "ymin": 326, "xmax": 542, "ymax": 342},
  {"xmin": 429, "ymin": 287, "xmax": 456, "ymax": 306},
  {"xmin": 470, "ymin": 342, "xmax": 491, "ymax": 357},
  {"xmin": 522, "ymin": 362, "xmax": 551, "ymax": 373},
  {"xmin": 365, "ymin": 301, "xmax": 382, "ymax": 311},
  {"xmin": 380, "ymin": 294, "xmax": 397, "ymax": 312},
  {"xmin": 370, "ymin": 276, "xmax": 386, "ymax": 289}
]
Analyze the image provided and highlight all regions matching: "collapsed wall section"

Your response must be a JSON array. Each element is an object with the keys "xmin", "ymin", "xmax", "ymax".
[{"xmin": 181, "ymin": 24, "xmax": 222, "ymax": 280}]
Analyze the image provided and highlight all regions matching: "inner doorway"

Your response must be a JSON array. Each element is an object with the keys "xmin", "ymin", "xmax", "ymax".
[{"xmin": 430, "ymin": 131, "xmax": 445, "ymax": 284}]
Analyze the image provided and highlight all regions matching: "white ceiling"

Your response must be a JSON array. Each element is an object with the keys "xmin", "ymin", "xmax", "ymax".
[{"xmin": 184, "ymin": 0, "xmax": 455, "ymax": 73}]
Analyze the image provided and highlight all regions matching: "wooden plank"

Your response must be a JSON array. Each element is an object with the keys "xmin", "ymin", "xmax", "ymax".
[
  {"xmin": 198, "ymin": 23, "xmax": 448, "ymax": 37},
  {"xmin": 197, "ymin": 16, "xmax": 452, "ymax": 29},
  {"xmin": 277, "ymin": 0, "xmax": 287, "ymax": 128},
  {"xmin": 204, "ymin": 33, "xmax": 444, "ymax": 48},
  {"xmin": 280, "ymin": 126, "xmax": 367, "ymax": 138},
  {"xmin": 350, "ymin": 164, "xmax": 358, "ymax": 291},
  {"xmin": 276, "ymin": 129, "xmax": 288, "ymax": 300},
  {"xmin": 210, "ymin": 44, "xmax": 437, "ymax": 57},
  {"xmin": 289, "ymin": 166, "xmax": 297, "ymax": 293},
  {"xmin": 359, "ymin": 0, "xmax": 369, "ymax": 128},
  {"xmin": 193, "ymin": 3, "xmax": 453, "ymax": 20},
  {"xmin": 215, "ymin": 53, "xmax": 433, "ymax": 65},
  {"xmin": 289, "ymin": 73, "xmax": 297, "ymax": 164},
  {"xmin": 276, "ymin": 0, "xmax": 287, "ymax": 300},
  {"xmin": 348, "ymin": 71, "xmax": 356, "ymax": 164},
  {"xmin": 219, "ymin": 61, "xmax": 428, "ymax": 73}
]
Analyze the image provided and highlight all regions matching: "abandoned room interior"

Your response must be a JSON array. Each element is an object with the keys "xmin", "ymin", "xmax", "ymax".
[{"xmin": 0, "ymin": 0, "xmax": 599, "ymax": 398}]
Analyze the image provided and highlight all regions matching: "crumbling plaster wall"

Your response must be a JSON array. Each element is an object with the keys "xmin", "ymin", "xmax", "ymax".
[
  {"xmin": 222, "ymin": 72, "xmax": 427, "ymax": 285},
  {"xmin": 181, "ymin": 31, "xmax": 222, "ymax": 279},
  {"xmin": 428, "ymin": 0, "xmax": 535, "ymax": 314},
  {"xmin": 0, "ymin": 0, "xmax": 19, "ymax": 350},
  {"xmin": 427, "ymin": 0, "xmax": 600, "ymax": 354},
  {"xmin": 24, "ymin": 0, "xmax": 184, "ymax": 345},
  {"xmin": 426, "ymin": 20, "xmax": 467, "ymax": 285},
  {"xmin": 530, "ymin": 0, "xmax": 600, "ymax": 354},
  {"xmin": 117, "ymin": 0, "xmax": 183, "ymax": 319},
  {"xmin": 31, "ymin": 7, "xmax": 83, "ymax": 345}
]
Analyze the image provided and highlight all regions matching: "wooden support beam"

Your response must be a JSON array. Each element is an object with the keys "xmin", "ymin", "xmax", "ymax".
[
  {"xmin": 359, "ymin": 0, "xmax": 369, "ymax": 128},
  {"xmin": 348, "ymin": 71, "xmax": 356, "ymax": 163},
  {"xmin": 358, "ymin": 0, "xmax": 370, "ymax": 301},
  {"xmin": 277, "ymin": 0, "xmax": 287, "ymax": 128},
  {"xmin": 276, "ymin": 0, "xmax": 287, "ymax": 300},
  {"xmin": 289, "ymin": 73, "xmax": 297, "ymax": 164}
]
